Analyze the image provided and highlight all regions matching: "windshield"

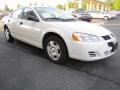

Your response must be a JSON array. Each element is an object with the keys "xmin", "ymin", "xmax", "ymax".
[
  {"xmin": 35, "ymin": 7, "xmax": 76, "ymax": 21},
  {"xmin": 74, "ymin": 9, "xmax": 88, "ymax": 13}
]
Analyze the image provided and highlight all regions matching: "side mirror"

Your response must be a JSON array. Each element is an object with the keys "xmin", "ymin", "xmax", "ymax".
[{"xmin": 27, "ymin": 16, "xmax": 39, "ymax": 22}]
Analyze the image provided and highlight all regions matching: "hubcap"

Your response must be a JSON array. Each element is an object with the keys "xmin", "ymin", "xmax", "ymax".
[
  {"xmin": 47, "ymin": 41, "xmax": 61, "ymax": 60},
  {"xmin": 5, "ymin": 29, "xmax": 10, "ymax": 40},
  {"xmin": 105, "ymin": 17, "xmax": 108, "ymax": 20}
]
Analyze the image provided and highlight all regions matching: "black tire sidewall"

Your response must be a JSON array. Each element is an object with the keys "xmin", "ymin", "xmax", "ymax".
[
  {"xmin": 4, "ymin": 27, "xmax": 14, "ymax": 42},
  {"xmin": 44, "ymin": 36, "xmax": 68, "ymax": 64}
]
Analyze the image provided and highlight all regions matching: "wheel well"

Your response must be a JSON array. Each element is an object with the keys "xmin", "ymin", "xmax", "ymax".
[
  {"xmin": 4, "ymin": 25, "xmax": 8, "ymax": 29},
  {"xmin": 42, "ymin": 32, "xmax": 69, "ymax": 55}
]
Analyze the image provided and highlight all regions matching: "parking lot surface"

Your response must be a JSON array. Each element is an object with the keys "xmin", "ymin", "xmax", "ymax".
[{"xmin": 0, "ymin": 17, "xmax": 120, "ymax": 90}]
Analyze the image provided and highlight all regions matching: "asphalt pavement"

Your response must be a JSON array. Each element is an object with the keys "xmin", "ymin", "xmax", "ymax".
[{"xmin": 0, "ymin": 17, "xmax": 120, "ymax": 90}]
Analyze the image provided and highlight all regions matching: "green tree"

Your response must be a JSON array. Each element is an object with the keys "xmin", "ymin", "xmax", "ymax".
[
  {"xmin": 4, "ymin": 4, "xmax": 10, "ymax": 12},
  {"xmin": 112, "ymin": 0, "xmax": 120, "ymax": 10},
  {"xmin": 106, "ymin": 0, "xmax": 114, "ymax": 3},
  {"xmin": 9, "ymin": 9, "xmax": 13, "ymax": 12},
  {"xmin": 56, "ymin": 1, "xmax": 85, "ymax": 10},
  {"xmin": 107, "ymin": 0, "xmax": 120, "ymax": 10},
  {"xmin": 82, "ymin": 2, "xmax": 87, "ymax": 10},
  {"xmin": 68, "ymin": 1, "xmax": 78, "ymax": 8},
  {"xmin": 56, "ymin": 4, "xmax": 64, "ymax": 10},
  {"xmin": 17, "ymin": 4, "xmax": 21, "ymax": 8}
]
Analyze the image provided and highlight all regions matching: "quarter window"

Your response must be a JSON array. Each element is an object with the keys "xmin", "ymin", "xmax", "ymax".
[{"xmin": 12, "ymin": 9, "xmax": 22, "ymax": 19}]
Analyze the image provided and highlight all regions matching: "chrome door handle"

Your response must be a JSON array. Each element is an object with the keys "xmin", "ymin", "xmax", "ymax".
[
  {"xmin": 8, "ymin": 20, "xmax": 10, "ymax": 22},
  {"xmin": 20, "ymin": 22, "xmax": 23, "ymax": 25}
]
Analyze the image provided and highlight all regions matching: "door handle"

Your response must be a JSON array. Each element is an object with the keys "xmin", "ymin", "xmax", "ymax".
[
  {"xmin": 20, "ymin": 22, "xmax": 23, "ymax": 25},
  {"xmin": 8, "ymin": 20, "xmax": 10, "ymax": 22}
]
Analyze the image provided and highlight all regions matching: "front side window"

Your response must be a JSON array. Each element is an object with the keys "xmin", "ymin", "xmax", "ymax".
[
  {"xmin": 22, "ymin": 8, "xmax": 38, "ymax": 20},
  {"xmin": 12, "ymin": 9, "xmax": 23, "ymax": 19}
]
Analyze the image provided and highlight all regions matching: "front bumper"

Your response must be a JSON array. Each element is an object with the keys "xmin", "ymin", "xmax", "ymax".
[{"xmin": 69, "ymin": 39, "xmax": 118, "ymax": 61}]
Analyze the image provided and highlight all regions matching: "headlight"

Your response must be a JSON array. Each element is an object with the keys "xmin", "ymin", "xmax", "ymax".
[{"xmin": 72, "ymin": 32, "xmax": 100, "ymax": 42}]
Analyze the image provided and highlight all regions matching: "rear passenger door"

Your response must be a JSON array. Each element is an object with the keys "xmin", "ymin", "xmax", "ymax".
[{"xmin": 9, "ymin": 8, "xmax": 23, "ymax": 37}]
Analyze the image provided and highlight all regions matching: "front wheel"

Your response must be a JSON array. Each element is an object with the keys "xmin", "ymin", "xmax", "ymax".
[
  {"xmin": 44, "ymin": 35, "xmax": 68, "ymax": 64},
  {"xmin": 4, "ymin": 27, "xmax": 14, "ymax": 42}
]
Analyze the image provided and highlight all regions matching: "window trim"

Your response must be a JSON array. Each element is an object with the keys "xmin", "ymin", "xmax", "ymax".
[
  {"xmin": 21, "ymin": 7, "xmax": 39, "ymax": 22},
  {"xmin": 11, "ymin": 8, "xmax": 23, "ymax": 19}
]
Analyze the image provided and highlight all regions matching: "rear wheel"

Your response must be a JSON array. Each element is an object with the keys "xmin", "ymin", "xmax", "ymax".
[
  {"xmin": 87, "ymin": 19, "xmax": 91, "ymax": 22},
  {"xmin": 44, "ymin": 35, "xmax": 68, "ymax": 64},
  {"xmin": 4, "ymin": 27, "xmax": 14, "ymax": 42},
  {"xmin": 104, "ymin": 16, "xmax": 109, "ymax": 20}
]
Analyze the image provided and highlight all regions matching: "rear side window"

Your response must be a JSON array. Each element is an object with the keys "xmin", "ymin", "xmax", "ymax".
[{"xmin": 12, "ymin": 9, "xmax": 23, "ymax": 19}]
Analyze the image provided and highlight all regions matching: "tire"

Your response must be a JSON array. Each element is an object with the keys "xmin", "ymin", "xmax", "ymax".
[
  {"xmin": 44, "ymin": 35, "xmax": 68, "ymax": 64},
  {"xmin": 87, "ymin": 19, "xmax": 91, "ymax": 22},
  {"xmin": 104, "ymin": 16, "xmax": 109, "ymax": 20},
  {"xmin": 4, "ymin": 27, "xmax": 14, "ymax": 42}
]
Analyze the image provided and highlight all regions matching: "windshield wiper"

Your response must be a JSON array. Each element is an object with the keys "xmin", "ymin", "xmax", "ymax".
[
  {"xmin": 44, "ymin": 17, "xmax": 63, "ymax": 20},
  {"xmin": 63, "ymin": 18, "xmax": 76, "ymax": 21},
  {"xmin": 44, "ymin": 17, "xmax": 76, "ymax": 21}
]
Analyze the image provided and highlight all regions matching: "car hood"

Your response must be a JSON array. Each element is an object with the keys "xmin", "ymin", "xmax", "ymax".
[{"xmin": 48, "ymin": 21, "xmax": 111, "ymax": 36}]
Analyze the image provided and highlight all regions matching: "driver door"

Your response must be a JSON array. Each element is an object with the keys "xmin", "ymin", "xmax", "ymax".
[{"xmin": 19, "ymin": 7, "xmax": 42, "ymax": 47}]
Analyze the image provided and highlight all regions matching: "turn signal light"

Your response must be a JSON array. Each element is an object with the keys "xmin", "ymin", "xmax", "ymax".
[{"xmin": 72, "ymin": 33, "xmax": 80, "ymax": 41}]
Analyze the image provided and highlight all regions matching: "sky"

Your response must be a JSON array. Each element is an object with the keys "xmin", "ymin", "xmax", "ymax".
[
  {"xmin": 0, "ymin": 0, "xmax": 67, "ymax": 10},
  {"xmin": 0, "ymin": 0, "xmax": 106, "ymax": 10}
]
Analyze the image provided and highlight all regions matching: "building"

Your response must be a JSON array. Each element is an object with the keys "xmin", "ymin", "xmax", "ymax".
[{"xmin": 76, "ymin": 0, "xmax": 111, "ymax": 11}]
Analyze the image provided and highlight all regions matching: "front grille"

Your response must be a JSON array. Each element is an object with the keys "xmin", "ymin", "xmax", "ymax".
[
  {"xmin": 88, "ymin": 51, "xmax": 96, "ymax": 57},
  {"xmin": 102, "ymin": 35, "xmax": 111, "ymax": 40}
]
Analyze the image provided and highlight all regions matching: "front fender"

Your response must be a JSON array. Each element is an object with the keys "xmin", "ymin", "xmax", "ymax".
[{"xmin": 40, "ymin": 28, "xmax": 72, "ymax": 57}]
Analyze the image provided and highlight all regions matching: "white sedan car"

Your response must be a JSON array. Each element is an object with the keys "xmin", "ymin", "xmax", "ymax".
[
  {"xmin": 2, "ymin": 7, "xmax": 118, "ymax": 64},
  {"xmin": 88, "ymin": 11, "xmax": 115, "ymax": 20}
]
